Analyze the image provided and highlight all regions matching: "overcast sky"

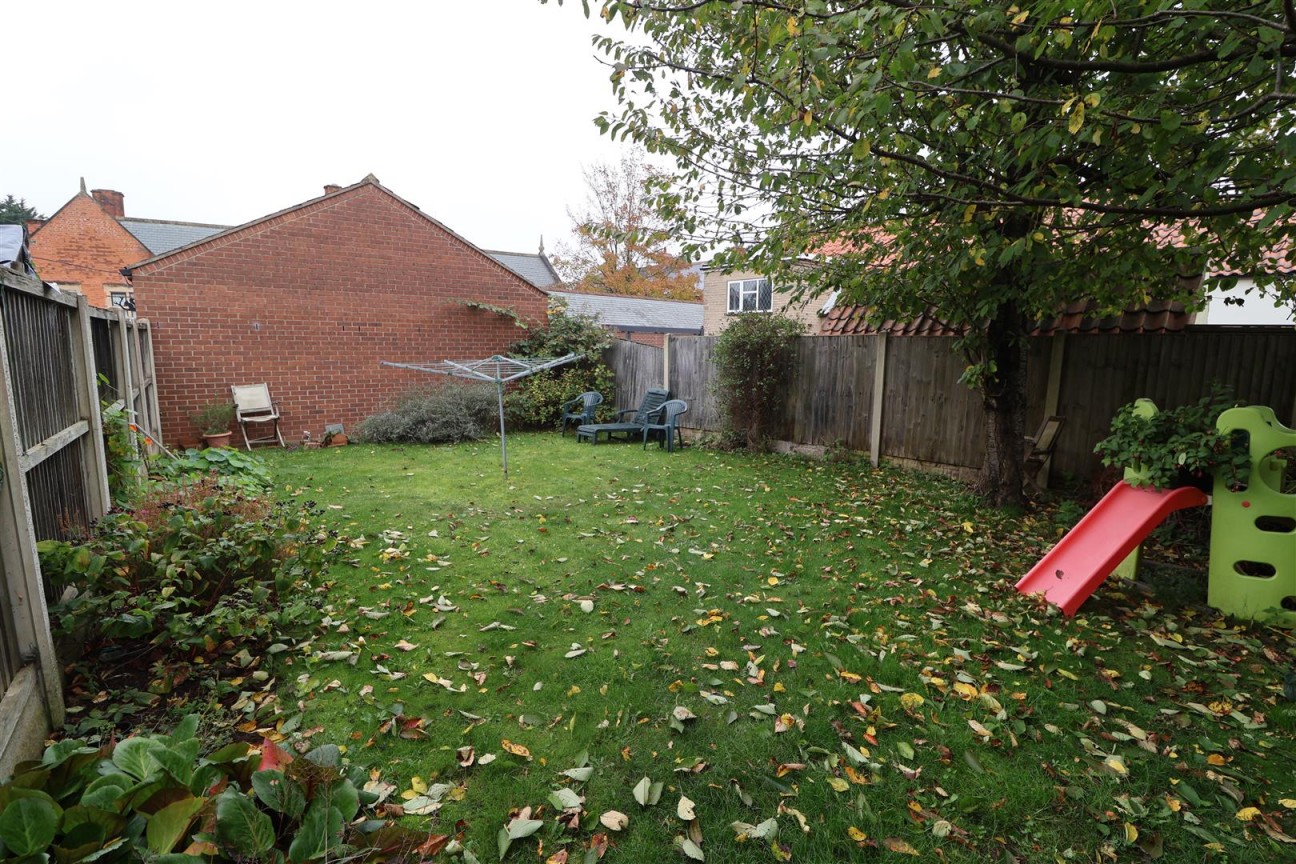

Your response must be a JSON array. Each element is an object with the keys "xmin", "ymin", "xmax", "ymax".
[{"xmin": 9, "ymin": 0, "xmax": 627, "ymax": 255}]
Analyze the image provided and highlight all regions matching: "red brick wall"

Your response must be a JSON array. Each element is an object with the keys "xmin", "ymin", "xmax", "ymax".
[
  {"xmin": 132, "ymin": 184, "xmax": 550, "ymax": 447},
  {"xmin": 28, "ymin": 193, "xmax": 149, "ymax": 308},
  {"xmin": 616, "ymin": 330, "xmax": 666, "ymax": 347}
]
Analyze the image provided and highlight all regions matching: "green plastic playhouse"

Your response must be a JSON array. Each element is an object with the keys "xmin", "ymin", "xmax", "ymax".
[{"xmin": 1208, "ymin": 406, "xmax": 1296, "ymax": 627}]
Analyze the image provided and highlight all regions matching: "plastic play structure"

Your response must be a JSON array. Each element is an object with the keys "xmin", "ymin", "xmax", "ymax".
[{"xmin": 1017, "ymin": 404, "xmax": 1296, "ymax": 626}]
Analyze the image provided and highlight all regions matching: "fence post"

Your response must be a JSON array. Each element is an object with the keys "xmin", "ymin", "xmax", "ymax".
[
  {"xmin": 113, "ymin": 308, "xmax": 139, "ymax": 455},
  {"xmin": 139, "ymin": 321, "xmax": 164, "ymax": 447},
  {"xmin": 869, "ymin": 334, "xmax": 887, "ymax": 467},
  {"xmin": 1037, "ymin": 334, "xmax": 1067, "ymax": 487},
  {"xmin": 73, "ymin": 298, "xmax": 110, "ymax": 518},
  {"xmin": 662, "ymin": 334, "xmax": 672, "ymax": 392},
  {"xmin": 0, "ymin": 314, "xmax": 66, "ymax": 728}
]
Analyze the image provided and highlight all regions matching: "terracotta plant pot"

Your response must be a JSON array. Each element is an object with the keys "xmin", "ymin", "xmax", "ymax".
[
  {"xmin": 328, "ymin": 433, "xmax": 349, "ymax": 447},
  {"xmin": 202, "ymin": 431, "xmax": 234, "ymax": 449}
]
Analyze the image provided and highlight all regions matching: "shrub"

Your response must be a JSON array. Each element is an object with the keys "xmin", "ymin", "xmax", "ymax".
[
  {"xmin": 42, "ymin": 476, "xmax": 331, "ymax": 657},
  {"xmin": 101, "ymin": 398, "xmax": 142, "ymax": 506},
  {"xmin": 1093, "ymin": 388, "xmax": 1248, "ymax": 490},
  {"xmin": 506, "ymin": 311, "xmax": 614, "ymax": 429},
  {"xmin": 191, "ymin": 402, "xmax": 236, "ymax": 435},
  {"xmin": 354, "ymin": 382, "xmax": 497, "ymax": 444},
  {"xmin": 154, "ymin": 446, "xmax": 273, "ymax": 495},
  {"xmin": 711, "ymin": 313, "xmax": 804, "ymax": 449},
  {"xmin": 0, "ymin": 718, "xmax": 429, "ymax": 864}
]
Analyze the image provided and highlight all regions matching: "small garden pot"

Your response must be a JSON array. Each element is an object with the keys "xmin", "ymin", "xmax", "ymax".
[{"xmin": 202, "ymin": 431, "xmax": 234, "ymax": 448}]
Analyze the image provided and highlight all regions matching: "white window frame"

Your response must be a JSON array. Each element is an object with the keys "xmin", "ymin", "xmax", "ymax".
[{"xmin": 726, "ymin": 278, "xmax": 773, "ymax": 313}]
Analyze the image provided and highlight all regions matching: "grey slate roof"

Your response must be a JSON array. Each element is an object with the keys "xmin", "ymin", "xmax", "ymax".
[
  {"xmin": 550, "ymin": 290, "xmax": 703, "ymax": 334},
  {"xmin": 119, "ymin": 218, "xmax": 229, "ymax": 256},
  {"xmin": 484, "ymin": 250, "xmax": 562, "ymax": 289}
]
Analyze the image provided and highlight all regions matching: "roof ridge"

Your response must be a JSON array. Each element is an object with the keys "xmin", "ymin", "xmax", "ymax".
[{"xmin": 118, "ymin": 216, "xmax": 231, "ymax": 229}]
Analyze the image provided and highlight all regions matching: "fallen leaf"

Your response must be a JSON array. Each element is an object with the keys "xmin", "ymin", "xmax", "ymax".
[{"xmin": 600, "ymin": 811, "xmax": 629, "ymax": 831}]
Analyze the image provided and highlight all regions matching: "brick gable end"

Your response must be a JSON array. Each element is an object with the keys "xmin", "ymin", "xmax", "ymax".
[
  {"xmin": 28, "ymin": 194, "xmax": 149, "ymax": 307},
  {"xmin": 131, "ymin": 184, "xmax": 550, "ymax": 445}
]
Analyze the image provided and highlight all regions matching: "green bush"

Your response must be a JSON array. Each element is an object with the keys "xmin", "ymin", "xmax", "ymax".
[
  {"xmin": 505, "ymin": 312, "xmax": 614, "ymax": 429},
  {"xmin": 0, "ymin": 717, "xmax": 429, "ymax": 864},
  {"xmin": 42, "ymin": 476, "xmax": 331, "ymax": 656},
  {"xmin": 1093, "ymin": 388, "xmax": 1248, "ymax": 490},
  {"xmin": 101, "ymin": 399, "xmax": 142, "ymax": 507},
  {"xmin": 354, "ymin": 382, "xmax": 497, "ymax": 444},
  {"xmin": 153, "ymin": 447, "xmax": 273, "ymax": 495},
  {"xmin": 711, "ymin": 313, "xmax": 804, "ymax": 449}
]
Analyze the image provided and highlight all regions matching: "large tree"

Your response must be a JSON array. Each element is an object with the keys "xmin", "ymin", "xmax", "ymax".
[
  {"xmin": 550, "ymin": 0, "xmax": 1296, "ymax": 503},
  {"xmin": 0, "ymin": 195, "xmax": 43, "ymax": 226},
  {"xmin": 551, "ymin": 149, "xmax": 701, "ymax": 299}
]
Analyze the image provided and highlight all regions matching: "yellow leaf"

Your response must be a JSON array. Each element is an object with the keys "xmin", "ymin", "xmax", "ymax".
[
  {"xmin": 1236, "ymin": 806, "xmax": 1262, "ymax": 822},
  {"xmin": 1166, "ymin": 796, "xmax": 1182, "ymax": 813},
  {"xmin": 1124, "ymin": 823, "xmax": 1138, "ymax": 843},
  {"xmin": 501, "ymin": 739, "xmax": 532, "ymax": 761},
  {"xmin": 848, "ymin": 826, "xmax": 868, "ymax": 843},
  {"xmin": 1280, "ymin": 799, "xmax": 1296, "ymax": 810},
  {"xmin": 1012, "ymin": 10, "xmax": 1029, "ymax": 25},
  {"xmin": 953, "ymin": 682, "xmax": 978, "ymax": 701},
  {"xmin": 767, "ymin": 577, "xmax": 780, "ymax": 586},
  {"xmin": 1068, "ymin": 102, "xmax": 1085, "ymax": 134},
  {"xmin": 787, "ymin": 16, "xmax": 799, "ymax": 36},
  {"xmin": 961, "ymin": 520, "xmax": 974, "ymax": 533},
  {"xmin": 838, "ymin": 670, "xmax": 862, "ymax": 683},
  {"xmin": 899, "ymin": 693, "xmax": 924, "ymax": 712},
  {"xmin": 844, "ymin": 765, "xmax": 870, "ymax": 786},
  {"xmin": 883, "ymin": 837, "xmax": 919, "ymax": 855},
  {"xmin": 968, "ymin": 719, "xmax": 991, "ymax": 738},
  {"xmin": 567, "ymin": 685, "xmax": 581, "ymax": 697},
  {"xmin": 1206, "ymin": 753, "xmax": 1226, "ymax": 766},
  {"xmin": 927, "ymin": 67, "xmax": 941, "ymax": 79},
  {"xmin": 772, "ymin": 682, "xmax": 786, "ymax": 693},
  {"xmin": 1103, "ymin": 755, "xmax": 1128, "ymax": 776},
  {"xmin": 827, "ymin": 777, "xmax": 850, "ymax": 793}
]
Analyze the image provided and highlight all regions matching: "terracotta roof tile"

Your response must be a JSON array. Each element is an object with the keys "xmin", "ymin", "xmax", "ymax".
[{"xmin": 820, "ymin": 299, "xmax": 1196, "ymax": 336}]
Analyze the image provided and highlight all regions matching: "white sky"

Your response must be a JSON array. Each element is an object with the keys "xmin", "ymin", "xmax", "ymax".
[{"xmin": 8, "ymin": 0, "xmax": 627, "ymax": 255}]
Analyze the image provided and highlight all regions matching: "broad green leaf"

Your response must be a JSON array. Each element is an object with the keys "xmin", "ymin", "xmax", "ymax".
[
  {"xmin": 146, "ymin": 796, "xmax": 207, "ymax": 854},
  {"xmin": 548, "ymin": 788, "xmax": 582, "ymax": 810},
  {"xmin": 214, "ymin": 790, "xmax": 275, "ymax": 856},
  {"xmin": 287, "ymin": 797, "xmax": 327, "ymax": 863},
  {"xmin": 506, "ymin": 818, "xmax": 543, "ymax": 840},
  {"xmin": 0, "ymin": 797, "xmax": 60, "ymax": 855},
  {"xmin": 561, "ymin": 767, "xmax": 593, "ymax": 783},
  {"xmin": 112, "ymin": 738, "xmax": 160, "ymax": 781},
  {"xmin": 251, "ymin": 771, "xmax": 306, "ymax": 818}
]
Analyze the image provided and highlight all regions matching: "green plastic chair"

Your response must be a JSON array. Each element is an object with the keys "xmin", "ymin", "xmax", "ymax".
[
  {"xmin": 560, "ymin": 391, "xmax": 603, "ymax": 437},
  {"xmin": 575, "ymin": 387, "xmax": 670, "ymax": 444},
  {"xmin": 641, "ymin": 399, "xmax": 688, "ymax": 452}
]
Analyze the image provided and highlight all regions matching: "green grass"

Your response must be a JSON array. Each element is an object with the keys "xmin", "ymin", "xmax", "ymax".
[{"xmin": 258, "ymin": 435, "xmax": 1296, "ymax": 863}]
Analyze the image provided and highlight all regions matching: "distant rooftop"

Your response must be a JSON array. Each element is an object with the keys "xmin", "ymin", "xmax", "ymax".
[
  {"xmin": 485, "ymin": 250, "xmax": 562, "ymax": 290},
  {"xmin": 119, "ymin": 217, "xmax": 229, "ymax": 256},
  {"xmin": 550, "ymin": 290, "xmax": 702, "ymax": 334}
]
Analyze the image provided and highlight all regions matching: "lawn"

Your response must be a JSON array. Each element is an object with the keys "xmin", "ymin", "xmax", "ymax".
[{"xmin": 258, "ymin": 435, "xmax": 1296, "ymax": 863}]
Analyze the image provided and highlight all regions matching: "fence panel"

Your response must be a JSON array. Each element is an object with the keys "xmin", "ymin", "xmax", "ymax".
[
  {"xmin": 604, "ymin": 339, "xmax": 663, "ymax": 414},
  {"xmin": 640, "ymin": 327, "xmax": 1294, "ymax": 483},
  {"xmin": 667, "ymin": 336, "xmax": 719, "ymax": 429},
  {"xmin": 879, "ymin": 337, "xmax": 985, "ymax": 468}
]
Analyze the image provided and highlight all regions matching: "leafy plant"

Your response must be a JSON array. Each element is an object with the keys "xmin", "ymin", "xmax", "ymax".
[
  {"xmin": 711, "ymin": 313, "xmax": 804, "ymax": 449},
  {"xmin": 1093, "ymin": 389, "xmax": 1248, "ymax": 490},
  {"xmin": 506, "ymin": 311, "xmax": 614, "ymax": 429},
  {"xmin": 100, "ymin": 397, "xmax": 142, "ymax": 507},
  {"xmin": 191, "ymin": 403, "xmax": 235, "ymax": 436},
  {"xmin": 354, "ymin": 382, "xmax": 497, "ymax": 444},
  {"xmin": 154, "ymin": 447, "xmax": 273, "ymax": 495},
  {"xmin": 0, "ymin": 717, "xmax": 427, "ymax": 864}
]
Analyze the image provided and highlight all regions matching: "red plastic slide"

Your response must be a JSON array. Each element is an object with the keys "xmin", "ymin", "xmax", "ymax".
[{"xmin": 1016, "ymin": 481, "xmax": 1208, "ymax": 616}]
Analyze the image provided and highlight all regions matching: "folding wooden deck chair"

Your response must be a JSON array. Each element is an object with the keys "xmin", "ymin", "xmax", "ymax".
[
  {"xmin": 1024, "ymin": 415, "xmax": 1064, "ymax": 489},
  {"xmin": 231, "ymin": 383, "xmax": 285, "ymax": 450}
]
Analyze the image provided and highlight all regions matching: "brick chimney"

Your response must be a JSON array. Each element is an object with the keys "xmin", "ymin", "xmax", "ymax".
[
  {"xmin": 323, "ymin": 184, "xmax": 342, "ymax": 195},
  {"xmin": 91, "ymin": 189, "xmax": 125, "ymax": 218}
]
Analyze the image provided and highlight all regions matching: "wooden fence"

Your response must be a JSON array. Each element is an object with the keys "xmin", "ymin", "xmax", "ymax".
[
  {"xmin": 607, "ymin": 327, "xmax": 1296, "ymax": 482},
  {"xmin": 0, "ymin": 268, "xmax": 160, "ymax": 774}
]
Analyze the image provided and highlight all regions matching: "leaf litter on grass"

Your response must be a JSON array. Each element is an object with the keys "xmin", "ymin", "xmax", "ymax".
[{"xmin": 261, "ymin": 438, "xmax": 1296, "ymax": 863}]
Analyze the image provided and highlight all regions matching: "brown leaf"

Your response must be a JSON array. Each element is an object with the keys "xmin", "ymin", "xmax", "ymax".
[{"xmin": 883, "ymin": 837, "xmax": 919, "ymax": 855}]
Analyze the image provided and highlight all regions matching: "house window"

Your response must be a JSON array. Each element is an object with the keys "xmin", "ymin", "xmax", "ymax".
[
  {"xmin": 727, "ymin": 278, "xmax": 773, "ymax": 313},
  {"xmin": 108, "ymin": 288, "xmax": 135, "ymax": 313}
]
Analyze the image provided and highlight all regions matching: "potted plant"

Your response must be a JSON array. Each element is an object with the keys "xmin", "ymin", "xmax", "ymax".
[
  {"xmin": 1093, "ymin": 389, "xmax": 1248, "ymax": 492},
  {"xmin": 190, "ymin": 402, "xmax": 236, "ymax": 448}
]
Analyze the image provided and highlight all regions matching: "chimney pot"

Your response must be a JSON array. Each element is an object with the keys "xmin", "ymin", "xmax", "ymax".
[
  {"xmin": 91, "ymin": 189, "xmax": 125, "ymax": 218},
  {"xmin": 323, "ymin": 184, "xmax": 342, "ymax": 195}
]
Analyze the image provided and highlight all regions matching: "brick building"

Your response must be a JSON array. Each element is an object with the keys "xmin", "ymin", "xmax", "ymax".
[
  {"xmin": 127, "ymin": 176, "xmax": 550, "ymax": 446},
  {"xmin": 28, "ymin": 182, "xmax": 226, "ymax": 309}
]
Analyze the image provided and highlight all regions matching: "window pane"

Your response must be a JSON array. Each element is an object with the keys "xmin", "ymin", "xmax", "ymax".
[
  {"xmin": 758, "ymin": 279, "xmax": 772, "ymax": 312},
  {"xmin": 728, "ymin": 282, "xmax": 741, "ymax": 312}
]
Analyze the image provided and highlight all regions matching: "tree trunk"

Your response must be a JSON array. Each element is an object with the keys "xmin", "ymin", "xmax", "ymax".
[{"xmin": 976, "ymin": 300, "xmax": 1027, "ymax": 506}]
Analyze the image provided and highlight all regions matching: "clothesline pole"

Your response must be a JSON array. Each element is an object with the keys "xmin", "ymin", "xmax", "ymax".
[{"xmin": 497, "ymin": 380, "xmax": 508, "ymax": 477}]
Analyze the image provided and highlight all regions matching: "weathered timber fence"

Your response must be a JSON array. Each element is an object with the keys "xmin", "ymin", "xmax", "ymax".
[
  {"xmin": 607, "ymin": 327, "xmax": 1296, "ymax": 483},
  {"xmin": 0, "ymin": 268, "xmax": 160, "ymax": 774}
]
